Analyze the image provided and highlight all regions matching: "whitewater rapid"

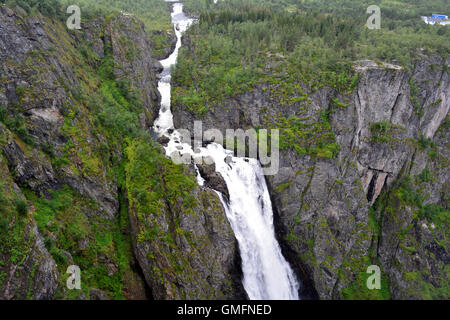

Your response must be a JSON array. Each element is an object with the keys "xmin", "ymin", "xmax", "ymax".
[{"xmin": 152, "ymin": 1, "xmax": 299, "ymax": 300}]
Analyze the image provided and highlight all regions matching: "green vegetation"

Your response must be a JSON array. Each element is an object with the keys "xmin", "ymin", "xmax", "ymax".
[
  {"xmin": 173, "ymin": 1, "xmax": 361, "ymax": 114},
  {"xmin": 2, "ymin": 0, "xmax": 173, "ymax": 57},
  {"xmin": 0, "ymin": 166, "xmax": 36, "ymax": 297},
  {"xmin": 172, "ymin": 0, "xmax": 448, "ymax": 159},
  {"xmin": 125, "ymin": 139, "xmax": 198, "ymax": 221},
  {"xmin": 24, "ymin": 186, "xmax": 137, "ymax": 299},
  {"xmin": 1, "ymin": 0, "xmax": 63, "ymax": 17},
  {"xmin": 369, "ymin": 172, "xmax": 449, "ymax": 299},
  {"xmin": 0, "ymin": 114, "xmax": 35, "ymax": 146},
  {"xmin": 370, "ymin": 121, "xmax": 391, "ymax": 143},
  {"xmin": 14, "ymin": 197, "xmax": 28, "ymax": 216},
  {"xmin": 271, "ymin": 114, "xmax": 340, "ymax": 159},
  {"xmin": 58, "ymin": 0, "xmax": 173, "ymax": 57},
  {"xmin": 417, "ymin": 134, "xmax": 434, "ymax": 150},
  {"xmin": 59, "ymin": 0, "xmax": 171, "ymax": 31},
  {"xmin": 0, "ymin": 1, "xmax": 196, "ymax": 299},
  {"xmin": 3, "ymin": 0, "xmax": 171, "ymax": 31},
  {"xmin": 409, "ymin": 77, "xmax": 422, "ymax": 116},
  {"xmin": 175, "ymin": 0, "xmax": 448, "ymax": 111},
  {"xmin": 392, "ymin": 176, "xmax": 449, "ymax": 225},
  {"xmin": 341, "ymin": 265, "xmax": 391, "ymax": 300}
]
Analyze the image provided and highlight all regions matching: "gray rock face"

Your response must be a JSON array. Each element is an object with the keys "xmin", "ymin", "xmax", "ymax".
[
  {"xmin": 0, "ymin": 187, "xmax": 59, "ymax": 300},
  {"xmin": 0, "ymin": 4, "xmax": 246, "ymax": 300},
  {"xmin": 2, "ymin": 138, "xmax": 58, "ymax": 197},
  {"xmin": 27, "ymin": 222, "xmax": 59, "ymax": 300},
  {"xmin": 129, "ymin": 169, "xmax": 244, "ymax": 300},
  {"xmin": 89, "ymin": 288, "xmax": 111, "ymax": 300},
  {"xmin": 376, "ymin": 119, "xmax": 449, "ymax": 299},
  {"xmin": 197, "ymin": 161, "xmax": 229, "ymax": 200},
  {"xmin": 172, "ymin": 55, "xmax": 449, "ymax": 299},
  {"xmin": 0, "ymin": 6, "xmax": 119, "ymax": 218},
  {"xmin": 0, "ymin": 5, "xmax": 190, "ymax": 300},
  {"xmin": 106, "ymin": 13, "xmax": 162, "ymax": 126}
]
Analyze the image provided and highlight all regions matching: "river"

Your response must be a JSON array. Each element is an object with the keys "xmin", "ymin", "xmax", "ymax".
[{"xmin": 152, "ymin": 1, "xmax": 300, "ymax": 300}]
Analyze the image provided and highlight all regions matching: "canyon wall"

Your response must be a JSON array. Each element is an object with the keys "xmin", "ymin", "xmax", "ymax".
[
  {"xmin": 0, "ymin": 5, "xmax": 242, "ymax": 300},
  {"xmin": 173, "ymin": 53, "xmax": 449, "ymax": 299}
]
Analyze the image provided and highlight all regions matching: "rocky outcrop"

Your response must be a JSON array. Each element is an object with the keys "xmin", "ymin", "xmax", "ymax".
[
  {"xmin": 0, "ymin": 5, "xmax": 118, "ymax": 217},
  {"xmin": 151, "ymin": 30, "xmax": 177, "ymax": 60},
  {"xmin": 125, "ymin": 139, "xmax": 245, "ymax": 300},
  {"xmin": 172, "ymin": 55, "xmax": 449, "ymax": 299},
  {"xmin": 0, "ymin": 217, "xmax": 59, "ymax": 300},
  {"xmin": 0, "ymin": 5, "xmax": 182, "ymax": 300},
  {"xmin": 105, "ymin": 13, "xmax": 162, "ymax": 126},
  {"xmin": 376, "ymin": 119, "xmax": 449, "ymax": 299},
  {"xmin": 197, "ymin": 161, "xmax": 229, "ymax": 200},
  {"xmin": 0, "ymin": 147, "xmax": 58, "ymax": 300},
  {"xmin": 130, "ymin": 184, "xmax": 243, "ymax": 299},
  {"xmin": 0, "ymin": 4, "xmax": 246, "ymax": 301}
]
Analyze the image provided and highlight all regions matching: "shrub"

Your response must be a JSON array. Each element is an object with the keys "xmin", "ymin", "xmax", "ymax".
[
  {"xmin": 15, "ymin": 197, "xmax": 28, "ymax": 215},
  {"xmin": 15, "ymin": 85, "xmax": 25, "ymax": 98},
  {"xmin": 416, "ymin": 167, "xmax": 431, "ymax": 183},
  {"xmin": 0, "ymin": 216, "xmax": 8, "ymax": 232},
  {"xmin": 0, "ymin": 190, "xmax": 8, "ymax": 214},
  {"xmin": 370, "ymin": 121, "xmax": 391, "ymax": 143},
  {"xmin": 2, "ymin": 0, "xmax": 63, "ymax": 17},
  {"xmin": 0, "ymin": 107, "xmax": 7, "ymax": 122},
  {"xmin": 417, "ymin": 134, "xmax": 433, "ymax": 150}
]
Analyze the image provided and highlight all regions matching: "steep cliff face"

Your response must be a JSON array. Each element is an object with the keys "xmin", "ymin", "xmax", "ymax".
[
  {"xmin": 0, "ymin": 4, "xmax": 152, "ymax": 300},
  {"xmin": 1, "ymin": 3, "xmax": 447, "ymax": 301},
  {"xmin": 0, "ymin": 136, "xmax": 58, "ymax": 299},
  {"xmin": 125, "ymin": 140, "xmax": 244, "ymax": 299},
  {"xmin": 0, "ymin": 5, "xmax": 241, "ymax": 300},
  {"xmin": 0, "ymin": 217, "xmax": 59, "ymax": 300},
  {"xmin": 173, "ymin": 55, "xmax": 449, "ymax": 299}
]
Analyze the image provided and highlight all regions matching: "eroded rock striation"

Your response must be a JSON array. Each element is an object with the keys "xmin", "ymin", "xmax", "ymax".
[
  {"xmin": 0, "ymin": 5, "xmax": 242, "ymax": 300},
  {"xmin": 173, "ymin": 55, "xmax": 449, "ymax": 299}
]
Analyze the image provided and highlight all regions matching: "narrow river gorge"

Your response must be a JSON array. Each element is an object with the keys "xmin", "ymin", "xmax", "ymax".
[{"xmin": 152, "ymin": 1, "xmax": 300, "ymax": 300}]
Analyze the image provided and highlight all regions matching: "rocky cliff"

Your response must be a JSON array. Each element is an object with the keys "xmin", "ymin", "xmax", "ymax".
[
  {"xmin": 0, "ymin": 5, "xmax": 242, "ymax": 300},
  {"xmin": 173, "ymin": 53, "xmax": 449, "ymax": 299},
  {"xmin": 0, "ymin": 3, "xmax": 448, "ymax": 301}
]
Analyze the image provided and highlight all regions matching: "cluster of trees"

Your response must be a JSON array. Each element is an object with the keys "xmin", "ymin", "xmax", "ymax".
[
  {"xmin": 1, "ymin": 0, "xmax": 63, "ymax": 17},
  {"xmin": 58, "ymin": 0, "xmax": 172, "ymax": 31},
  {"xmin": 1, "ymin": 0, "xmax": 172, "ymax": 32},
  {"xmin": 173, "ymin": 0, "xmax": 448, "ymax": 114},
  {"xmin": 2, "ymin": 0, "xmax": 173, "ymax": 65}
]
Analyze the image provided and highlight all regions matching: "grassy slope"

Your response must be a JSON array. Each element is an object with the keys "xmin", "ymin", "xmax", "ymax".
[{"xmin": 0, "ymin": 3, "xmax": 196, "ymax": 299}]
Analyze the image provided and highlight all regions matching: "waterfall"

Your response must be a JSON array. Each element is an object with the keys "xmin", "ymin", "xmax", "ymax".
[{"xmin": 152, "ymin": 1, "xmax": 300, "ymax": 300}]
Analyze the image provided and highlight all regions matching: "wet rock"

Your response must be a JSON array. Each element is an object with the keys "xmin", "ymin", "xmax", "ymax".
[
  {"xmin": 157, "ymin": 135, "xmax": 170, "ymax": 146},
  {"xmin": 89, "ymin": 289, "xmax": 110, "ymax": 300},
  {"xmin": 197, "ymin": 160, "xmax": 230, "ymax": 200},
  {"xmin": 153, "ymin": 61, "xmax": 164, "ymax": 73}
]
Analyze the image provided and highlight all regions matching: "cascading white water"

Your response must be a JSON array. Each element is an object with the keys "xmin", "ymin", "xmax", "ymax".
[{"xmin": 153, "ymin": 1, "xmax": 299, "ymax": 300}]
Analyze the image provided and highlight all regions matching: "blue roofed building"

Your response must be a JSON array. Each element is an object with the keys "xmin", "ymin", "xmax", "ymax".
[
  {"xmin": 422, "ymin": 13, "xmax": 450, "ymax": 26},
  {"xmin": 431, "ymin": 14, "xmax": 448, "ymax": 20}
]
